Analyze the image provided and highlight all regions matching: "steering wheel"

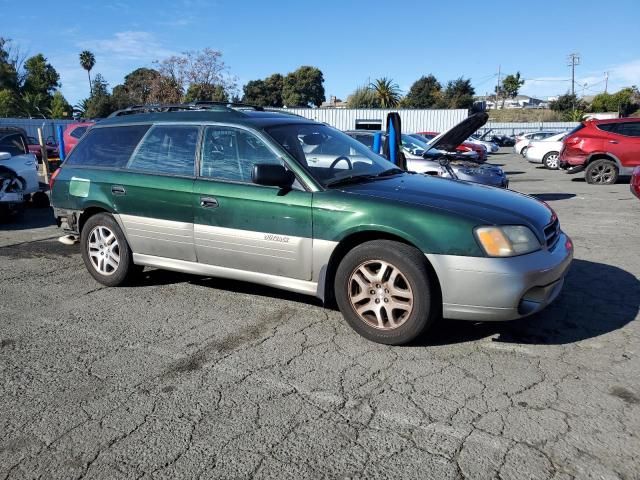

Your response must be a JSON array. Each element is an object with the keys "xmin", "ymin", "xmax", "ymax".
[{"xmin": 328, "ymin": 155, "xmax": 353, "ymax": 172}]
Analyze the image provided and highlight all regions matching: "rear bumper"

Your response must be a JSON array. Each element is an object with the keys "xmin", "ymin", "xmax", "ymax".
[{"xmin": 426, "ymin": 233, "xmax": 573, "ymax": 321}]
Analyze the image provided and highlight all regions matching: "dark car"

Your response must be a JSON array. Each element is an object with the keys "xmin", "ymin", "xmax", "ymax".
[{"xmin": 559, "ymin": 118, "xmax": 640, "ymax": 184}]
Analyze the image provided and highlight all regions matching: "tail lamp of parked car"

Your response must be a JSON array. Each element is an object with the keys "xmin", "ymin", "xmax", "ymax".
[
  {"xmin": 49, "ymin": 167, "xmax": 61, "ymax": 191},
  {"xmin": 632, "ymin": 167, "xmax": 640, "ymax": 199}
]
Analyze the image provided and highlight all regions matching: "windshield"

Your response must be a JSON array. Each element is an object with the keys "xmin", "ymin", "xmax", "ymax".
[
  {"xmin": 265, "ymin": 124, "xmax": 399, "ymax": 187},
  {"xmin": 400, "ymin": 134, "xmax": 429, "ymax": 155}
]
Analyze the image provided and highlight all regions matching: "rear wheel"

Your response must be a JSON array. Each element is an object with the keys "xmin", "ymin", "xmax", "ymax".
[
  {"xmin": 543, "ymin": 151, "xmax": 560, "ymax": 170},
  {"xmin": 80, "ymin": 213, "xmax": 135, "ymax": 286},
  {"xmin": 334, "ymin": 240, "xmax": 437, "ymax": 345},
  {"xmin": 585, "ymin": 159, "xmax": 618, "ymax": 185}
]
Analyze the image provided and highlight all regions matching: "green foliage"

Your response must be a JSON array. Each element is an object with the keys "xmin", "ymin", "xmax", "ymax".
[
  {"xmin": 438, "ymin": 77, "xmax": 475, "ymax": 109},
  {"xmin": 184, "ymin": 83, "xmax": 229, "ymax": 102},
  {"xmin": 0, "ymin": 38, "xmax": 18, "ymax": 92},
  {"xmin": 498, "ymin": 72, "xmax": 524, "ymax": 99},
  {"xmin": 0, "ymin": 88, "xmax": 16, "ymax": 116},
  {"xmin": 242, "ymin": 73, "xmax": 284, "ymax": 107},
  {"xmin": 369, "ymin": 77, "xmax": 402, "ymax": 108},
  {"xmin": 282, "ymin": 66, "xmax": 325, "ymax": 107},
  {"xmin": 347, "ymin": 85, "xmax": 380, "ymax": 108},
  {"xmin": 84, "ymin": 74, "xmax": 115, "ymax": 118},
  {"xmin": 49, "ymin": 91, "xmax": 72, "ymax": 118},
  {"xmin": 22, "ymin": 54, "xmax": 60, "ymax": 107},
  {"xmin": 79, "ymin": 50, "xmax": 96, "ymax": 94},
  {"xmin": 402, "ymin": 75, "xmax": 441, "ymax": 108},
  {"xmin": 590, "ymin": 87, "xmax": 640, "ymax": 116},
  {"xmin": 121, "ymin": 68, "xmax": 160, "ymax": 104},
  {"xmin": 550, "ymin": 93, "xmax": 586, "ymax": 113}
]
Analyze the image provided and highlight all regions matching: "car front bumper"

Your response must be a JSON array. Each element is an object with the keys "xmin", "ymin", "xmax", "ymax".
[{"xmin": 426, "ymin": 233, "xmax": 573, "ymax": 321}]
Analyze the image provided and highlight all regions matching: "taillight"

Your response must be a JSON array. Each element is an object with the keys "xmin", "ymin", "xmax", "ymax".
[
  {"xmin": 49, "ymin": 167, "xmax": 60, "ymax": 191},
  {"xmin": 566, "ymin": 136, "xmax": 580, "ymax": 145}
]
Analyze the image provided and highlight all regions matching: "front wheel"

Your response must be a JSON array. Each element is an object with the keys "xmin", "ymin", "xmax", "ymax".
[
  {"xmin": 585, "ymin": 159, "xmax": 618, "ymax": 185},
  {"xmin": 543, "ymin": 151, "xmax": 560, "ymax": 170},
  {"xmin": 334, "ymin": 240, "xmax": 438, "ymax": 345},
  {"xmin": 80, "ymin": 213, "xmax": 135, "ymax": 286},
  {"xmin": 520, "ymin": 146, "xmax": 528, "ymax": 157}
]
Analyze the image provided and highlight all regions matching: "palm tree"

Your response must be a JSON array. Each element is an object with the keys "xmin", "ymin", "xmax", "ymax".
[
  {"xmin": 370, "ymin": 77, "xmax": 402, "ymax": 108},
  {"xmin": 79, "ymin": 50, "xmax": 96, "ymax": 96}
]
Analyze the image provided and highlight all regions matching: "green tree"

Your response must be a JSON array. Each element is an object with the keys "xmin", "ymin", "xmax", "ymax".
[
  {"xmin": 0, "ymin": 38, "xmax": 19, "ymax": 92},
  {"xmin": 591, "ymin": 87, "xmax": 640, "ymax": 116},
  {"xmin": 0, "ymin": 88, "xmax": 16, "ymax": 116},
  {"xmin": 437, "ymin": 77, "xmax": 475, "ymax": 109},
  {"xmin": 497, "ymin": 72, "xmax": 525, "ymax": 107},
  {"xmin": 49, "ymin": 91, "xmax": 72, "ymax": 118},
  {"xmin": 369, "ymin": 77, "xmax": 402, "ymax": 108},
  {"xmin": 113, "ymin": 67, "xmax": 160, "ymax": 105},
  {"xmin": 346, "ymin": 85, "xmax": 380, "ymax": 108},
  {"xmin": 85, "ymin": 74, "xmax": 114, "ymax": 118},
  {"xmin": 22, "ymin": 54, "xmax": 60, "ymax": 109},
  {"xmin": 242, "ymin": 73, "xmax": 283, "ymax": 107},
  {"xmin": 550, "ymin": 93, "xmax": 585, "ymax": 112},
  {"xmin": 402, "ymin": 75, "xmax": 441, "ymax": 108},
  {"xmin": 79, "ymin": 50, "xmax": 96, "ymax": 95},
  {"xmin": 184, "ymin": 83, "xmax": 229, "ymax": 102},
  {"xmin": 282, "ymin": 66, "xmax": 325, "ymax": 107}
]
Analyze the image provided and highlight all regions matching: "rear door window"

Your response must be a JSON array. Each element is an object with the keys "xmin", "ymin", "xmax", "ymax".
[
  {"xmin": 65, "ymin": 125, "xmax": 150, "ymax": 167},
  {"xmin": 597, "ymin": 123, "xmax": 620, "ymax": 133},
  {"xmin": 618, "ymin": 122, "xmax": 640, "ymax": 137},
  {"xmin": 0, "ymin": 134, "xmax": 27, "ymax": 156},
  {"xmin": 128, "ymin": 125, "xmax": 199, "ymax": 176}
]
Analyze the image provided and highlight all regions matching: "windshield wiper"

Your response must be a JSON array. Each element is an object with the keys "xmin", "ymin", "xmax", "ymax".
[
  {"xmin": 325, "ymin": 174, "xmax": 376, "ymax": 188},
  {"xmin": 375, "ymin": 167, "xmax": 405, "ymax": 177}
]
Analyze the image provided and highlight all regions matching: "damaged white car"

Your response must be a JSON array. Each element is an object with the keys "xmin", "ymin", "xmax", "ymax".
[{"xmin": 0, "ymin": 127, "xmax": 40, "ymax": 216}]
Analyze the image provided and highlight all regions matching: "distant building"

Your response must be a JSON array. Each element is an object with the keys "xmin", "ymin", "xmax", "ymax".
[
  {"xmin": 320, "ymin": 96, "xmax": 348, "ymax": 108},
  {"xmin": 475, "ymin": 95, "xmax": 547, "ymax": 110}
]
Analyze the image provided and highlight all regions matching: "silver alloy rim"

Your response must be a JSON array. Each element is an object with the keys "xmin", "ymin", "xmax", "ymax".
[
  {"xmin": 545, "ymin": 154, "xmax": 559, "ymax": 169},
  {"xmin": 590, "ymin": 164, "xmax": 615, "ymax": 184},
  {"xmin": 87, "ymin": 226, "xmax": 120, "ymax": 276},
  {"xmin": 348, "ymin": 260, "xmax": 413, "ymax": 330}
]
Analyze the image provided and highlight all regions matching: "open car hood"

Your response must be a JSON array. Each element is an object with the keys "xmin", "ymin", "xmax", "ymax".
[{"xmin": 426, "ymin": 112, "xmax": 489, "ymax": 153}]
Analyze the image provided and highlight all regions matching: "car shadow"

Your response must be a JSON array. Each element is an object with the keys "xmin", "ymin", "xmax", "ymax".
[
  {"xmin": 504, "ymin": 171, "xmax": 526, "ymax": 175},
  {"xmin": 531, "ymin": 193, "xmax": 576, "ymax": 201},
  {"xmin": 0, "ymin": 207, "xmax": 56, "ymax": 230},
  {"xmin": 419, "ymin": 259, "xmax": 639, "ymax": 346}
]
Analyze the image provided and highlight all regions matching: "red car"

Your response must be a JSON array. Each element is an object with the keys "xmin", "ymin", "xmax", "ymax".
[
  {"xmin": 631, "ymin": 166, "xmax": 640, "ymax": 199},
  {"xmin": 417, "ymin": 131, "xmax": 487, "ymax": 162},
  {"xmin": 63, "ymin": 121, "xmax": 95, "ymax": 156},
  {"xmin": 26, "ymin": 136, "xmax": 59, "ymax": 161},
  {"xmin": 559, "ymin": 118, "xmax": 640, "ymax": 185}
]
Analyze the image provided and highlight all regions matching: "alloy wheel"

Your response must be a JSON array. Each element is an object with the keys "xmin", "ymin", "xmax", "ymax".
[
  {"xmin": 348, "ymin": 260, "xmax": 413, "ymax": 330},
  {"xmin": 87, "ymin": 226, "xmax": 120, "ymax": 275},
  {"xmin": 589, "ymin": 164, "xmax": 616, "ymax": 184},
  {"xmin": 545, "ymin": 153, "xmax": 559, "ymax": 169}
]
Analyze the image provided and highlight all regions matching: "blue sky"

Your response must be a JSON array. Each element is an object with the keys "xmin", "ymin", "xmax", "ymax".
[{"xmin": 3, "ymin": 0, "xmax": 639, "ymax": 105}]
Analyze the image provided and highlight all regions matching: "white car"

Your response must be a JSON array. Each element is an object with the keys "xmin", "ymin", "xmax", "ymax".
[
  {"xmin": 468, "ymin": 135, "xmax": 499, "ymax": 153},
  {"xmin": 513, "ymin": 131, "xmax": 557, "ymax": 156},
  {"xmin": 525, "ymin": 132, "xmax": 568, "ymax": 170},
  {"xmin": 0, "ymin": 128, "xmax": 40, "ymax": 215}
]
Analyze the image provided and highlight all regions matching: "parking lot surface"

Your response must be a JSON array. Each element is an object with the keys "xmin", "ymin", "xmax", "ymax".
[{"xmin": 1, "ymin": 150, "xmax": 639, "ymax": 480}]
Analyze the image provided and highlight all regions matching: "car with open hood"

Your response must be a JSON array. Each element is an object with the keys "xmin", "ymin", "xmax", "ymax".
[{"xmin": 50, "ymin": 103, "xmax": 573, "ymax": 345}]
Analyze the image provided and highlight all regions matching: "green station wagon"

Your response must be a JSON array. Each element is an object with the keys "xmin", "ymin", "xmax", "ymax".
[{"xmin": 51, "ymin": 104, "xmax": 573, "ymax": 345}]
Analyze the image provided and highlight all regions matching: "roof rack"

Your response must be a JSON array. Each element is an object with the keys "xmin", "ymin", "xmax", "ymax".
[{"xmin": 107, "ymin": 101, "xmax": 264, "ymax": 118}]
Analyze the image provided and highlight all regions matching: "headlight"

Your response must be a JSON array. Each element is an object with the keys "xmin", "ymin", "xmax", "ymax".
[{"xmin": 475, "ymin": 226, "xmax": 541, "ymax": 257}]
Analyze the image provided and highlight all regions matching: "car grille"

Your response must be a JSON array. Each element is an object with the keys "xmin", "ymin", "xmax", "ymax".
[{"xmin": 544, "ymin": 218, "xmax": 561, "ymax": 249}]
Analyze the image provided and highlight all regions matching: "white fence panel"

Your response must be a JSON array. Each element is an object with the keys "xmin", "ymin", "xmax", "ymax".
[{"xmin": 0, "ymin": 118, "xmax": 76, "ymax": 140}]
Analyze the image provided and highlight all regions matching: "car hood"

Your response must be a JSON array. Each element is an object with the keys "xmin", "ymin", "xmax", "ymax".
[
  {"xmin": 338, "ymin": 173, "xmax": 554, "ymax": 237},
  {"xmin": 426, "ymin": 112, "xmax": 489, "ymax": 153}
]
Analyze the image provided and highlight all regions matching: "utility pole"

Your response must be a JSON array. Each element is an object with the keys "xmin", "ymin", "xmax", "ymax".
[
  {"xmin": 604, "ymin": 71, "xmax": 609, "ymax": 93},
  {"xmin": 495, "ymin": 65, "xmax": 501, "ymax": 108},
  {"xmin": 567, "ymin": 53, "xmax": 581, "ymax": 96}
]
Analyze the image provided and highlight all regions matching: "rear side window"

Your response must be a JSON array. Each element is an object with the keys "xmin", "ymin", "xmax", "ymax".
[
  {"xmin": 618, "ymin": 122, "xmax": 640, "ymax": 137},
  {"xmin": 70, "ymin": 126, "xmax": 89, "ymax": 139},
  {"xmin": 597, "ymin": 123, "xmax": 619, "ymax": 133},
  {"xmin": 65, "ymin": 125, "xmax": 150, "ymax": 167},
  {"xmin": 567, "ymin": 124, "xmax": 585, "ymax": 136},
  {"xmin": 127, "ymin": 125, "xmax": 199, "ymax": 176},
  {"xmin": 0, "ymin": 134, "xmax": 27, "ymax": 156}
]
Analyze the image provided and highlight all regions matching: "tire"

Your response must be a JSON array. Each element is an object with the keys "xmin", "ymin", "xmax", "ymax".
[
  {"xmin": 543, "ymin": 151, "xmax": 560, "ymax": 170},
  {"xmin": 31, "ymin": 191, "xmax": 50, "ymax": 208},
  {"xmin": 520, "ymin": 146, "xmax": 528, "ymax": 157},
  {"xmin": 585, "ymin": 159, "xmax": 618, "ymax": 185},
  {"xmin": 80, "ymin": 213, "xmax": 135, "ymax": 286},
  {"xmin": 334, "ymin": 240, "xmax": 437, "ymax": 345}
]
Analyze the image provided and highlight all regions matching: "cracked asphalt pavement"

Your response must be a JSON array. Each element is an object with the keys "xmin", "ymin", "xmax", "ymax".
[{"xmin": 1, "ymin": 150, "xmax": 639, "ymax": 479}]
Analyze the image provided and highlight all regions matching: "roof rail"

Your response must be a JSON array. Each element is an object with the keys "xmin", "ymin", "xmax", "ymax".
[{"xmin": 107, "ymin": 101, "xmax": 265, "ymax": 118}]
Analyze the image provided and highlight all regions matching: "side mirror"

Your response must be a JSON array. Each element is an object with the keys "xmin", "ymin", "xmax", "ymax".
[{"xmin": 252, "ymin": 164, "xmax": 295, "ymax": 189}]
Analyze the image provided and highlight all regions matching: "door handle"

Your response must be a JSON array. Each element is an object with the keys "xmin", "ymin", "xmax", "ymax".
[
  {"xmin": 111, "ymin": 185, "xmax": 126, "ymax": 195},
  {"xmin": 200, "ymin": 196, "xmax": 219, "ymax": 208},
  {"xmin": 609, "ymin": 140, "xmax": 619, "ymax": 144}
]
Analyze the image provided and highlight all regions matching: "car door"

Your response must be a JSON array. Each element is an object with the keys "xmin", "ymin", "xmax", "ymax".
[
  {"xmin": 0, "ymin": 133, "xmax": 38, "ymax": 194},
  {"xmin": 616, "ymin": 122, "xmax": 640, "ymax": 171},
  {"xmin": 113, "ymin": 124, "xmax": 199, "ymax": 262},
  {"xmin": 193, "ymin": 125, "xmax": 313, "ymax": 280}
]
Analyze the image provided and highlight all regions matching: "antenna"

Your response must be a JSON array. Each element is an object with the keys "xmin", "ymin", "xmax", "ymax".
[{"xmin": 567, "ymin": 53, "xmax": 581, "ymax": 96}]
